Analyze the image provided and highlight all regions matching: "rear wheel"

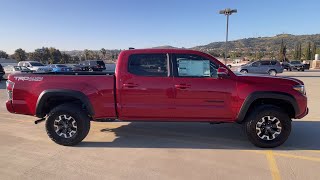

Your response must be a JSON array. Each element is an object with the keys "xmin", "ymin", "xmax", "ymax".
[
  {"xmin": 46, "ymin": 103, "xmax": 90, "ymax": 146},
  {"xmin": 244, "ymin": 105, "xmax": 291, "ymax": 148},
  {"xmin": 268, "ymin": 69, "xmax": 277, "ymax": 76}
]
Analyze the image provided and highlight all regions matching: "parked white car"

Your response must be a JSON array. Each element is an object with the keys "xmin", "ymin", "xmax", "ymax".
[
  {"xmin": 17, "ymin": 61, "xmax": 52, "ymax": 72},
  {"xmin": 3, "ymin": 65, "xmax": 33, "ymax": 79}
]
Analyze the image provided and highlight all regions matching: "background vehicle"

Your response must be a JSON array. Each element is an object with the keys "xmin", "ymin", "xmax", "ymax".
[
  {"xmin": 0, "ymin": 64, "xmax": 4, "ymax": 80},
  {"xmin": 6, "ymin": 49, "xmax": 308, "ymax": 148},
  {"xmin": 48, "ymin": 64, "xmax": 73, "ymax": 72},
  {"xmin": 104, "ymin": 63, "xmax": 116, "ymax": 73},
  {"xmin": 3, "ymin": 66, "xmax": 32, "ymax": 79},
  {"xmin": 238, "ymin": 60, "xmax": 283, "ymax": 76},
  {"xmin": 281, "ymin": 62, "xmax": 292, "ymax": 71},
  {"xmin": 18, "ymin": 61, "xmax": 52, "ymax": 73},
  {"xmin": 79, "ymin": 60, "xmax": 106, "ymax": 71},
  {"xmin": 290, "ymin": 60, "xmax": 305, "ymax": 71},
  {"xmin": 71, "ymin": 64, "xmax": 90, "ymax": 71}
]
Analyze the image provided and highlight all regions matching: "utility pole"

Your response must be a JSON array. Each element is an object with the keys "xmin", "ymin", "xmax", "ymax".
[{"xmin": 219, "ymin": 8, "xmax": 237, "ymax": 65}]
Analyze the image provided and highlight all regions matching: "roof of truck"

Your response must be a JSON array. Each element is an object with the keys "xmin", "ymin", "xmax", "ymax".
[{"xmin": 122, "ymin": 48, "xmax": 202, "ymax": 53}]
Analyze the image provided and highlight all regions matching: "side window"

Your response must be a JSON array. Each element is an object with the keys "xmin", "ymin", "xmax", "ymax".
[
  {"xmin": 261, "ymin": 61, "xmax": 270, "ymax": 66},
  {"xmin": 128, "ymin": 54, "xmax": 168, "ymax": 77},
  {"xmin": 175, "ymin": 54, "xmax": 218, "ymax": 78},
  {"xmin": 271, "ymin": 61, "xmax": 278, "ymax": 65}
]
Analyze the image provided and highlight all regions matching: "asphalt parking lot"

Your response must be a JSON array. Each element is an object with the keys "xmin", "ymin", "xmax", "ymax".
[{"xmin": 0, "ymin": 70, "xmax": 319, "ymax": 180}]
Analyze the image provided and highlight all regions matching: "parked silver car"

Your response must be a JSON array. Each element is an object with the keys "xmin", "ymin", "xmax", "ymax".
[
  {"xmin": 3, "ymin": 65, "xmax": 33, "ymax": 79},
  {"xmin": 237, "ymin": 60, "xmax": 284, "ymax": 76}
]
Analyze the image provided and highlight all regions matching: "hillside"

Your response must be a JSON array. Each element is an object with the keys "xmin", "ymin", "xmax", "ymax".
[{"xmin": 192, "ymin": 34, "xmax": 320, "ymax": 57}]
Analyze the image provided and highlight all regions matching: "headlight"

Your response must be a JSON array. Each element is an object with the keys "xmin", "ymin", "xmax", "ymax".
[{"xmin": 293, "ymin": 85, "xmax": 306, "ymax": 95}]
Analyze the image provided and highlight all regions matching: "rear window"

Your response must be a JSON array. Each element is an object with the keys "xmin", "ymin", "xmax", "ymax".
[
  {"xmin": 290, "ymin": 61, "xmax": 301, "ymax": 64},
  {"xmin": 128, "ymin": 54, "xmax": 168, "ymax": 77}
]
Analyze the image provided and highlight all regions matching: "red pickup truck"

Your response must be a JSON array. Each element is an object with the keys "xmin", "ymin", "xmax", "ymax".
[{"xmin": 6, "ymin": 49, "xmax": 308, "ymax": 148}]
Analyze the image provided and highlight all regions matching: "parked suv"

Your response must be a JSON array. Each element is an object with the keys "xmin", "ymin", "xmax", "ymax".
[
  {"xmin": 238, "ymin": 60, "xmax": 283, "ymax": 76},
  {"xmin": 290, "ymin": 60, "xmax": 305, "ymax": 71},
  {"xmin": 0, "ymin": 64, "xmax": 4, "ymax": 80},
  {"xmin": 18, "ymin": 61, "xmax": 52, "ymax": 73},
  {"xmin": 79, "ymin": 60, "xmax": 106, "ymax": 71}
]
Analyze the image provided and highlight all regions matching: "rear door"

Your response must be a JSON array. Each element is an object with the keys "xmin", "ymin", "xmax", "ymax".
[
  {"xmin": 118, "ymin": 53, "xmax": 175, "ymax": 120},
  {"xmin": 260, "ymin": 60, "xmax": 271, "ymax": 73},
  {"xmin": 171, "ymin": 53, "xmax": 237, "ymax": 121}
]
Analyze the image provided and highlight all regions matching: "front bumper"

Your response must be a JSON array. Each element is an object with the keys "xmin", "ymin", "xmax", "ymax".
[{"xmin": 296, "ymin": 107, "xmax": 309, "ymax": 119}]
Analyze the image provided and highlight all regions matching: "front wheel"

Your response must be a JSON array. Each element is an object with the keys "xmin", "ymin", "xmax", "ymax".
[
  {"xmin": 46, "ymin": 103, "xmax": 91, "ymax": 146},
  {"xmin": 240, "ymin": 70, "xmax": 248, "ymax": 74},
  {"xmin": 244, "ymin": 105, "xmax": 291, "ymax": 148}
]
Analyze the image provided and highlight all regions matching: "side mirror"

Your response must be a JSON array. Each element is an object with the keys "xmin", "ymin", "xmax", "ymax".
[{"xmin": 217, "ymin": 67, "xmax": 229, "ymax": 78}]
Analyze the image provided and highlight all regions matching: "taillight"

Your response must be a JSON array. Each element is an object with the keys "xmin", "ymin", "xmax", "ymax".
[{"xmin": 6, "ymin": 80, "xmax": 15, "ymax": 100}]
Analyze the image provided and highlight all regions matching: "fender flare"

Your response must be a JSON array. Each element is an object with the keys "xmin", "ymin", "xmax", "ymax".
[
  {"xmin": 236, "ymin": 91, "xmax": 299, "ymax": 123},
  {"xmin": 35, "ymin": 89, "xmax": 95, "ymax": 118}
]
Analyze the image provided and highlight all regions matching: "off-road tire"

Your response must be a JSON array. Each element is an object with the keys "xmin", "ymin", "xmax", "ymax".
[
  {"xmin": 244, "ymin": 105, "xmax": 291, "ymax": 148},
  {"xmin": 46, "ymin": 103, "xmax": 90, "ymax": 146}
]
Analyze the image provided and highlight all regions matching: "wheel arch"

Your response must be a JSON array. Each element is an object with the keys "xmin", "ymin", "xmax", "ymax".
[
  {"xmin": 236, "ymin": 91, "xmax": 299, "ymax": 123},
  {"xmin": 36, "ymin": 89, "xmax": 95, "ymax": 118}
]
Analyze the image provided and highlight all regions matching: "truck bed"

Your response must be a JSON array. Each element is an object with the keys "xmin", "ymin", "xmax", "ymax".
[{"xmin": 8, "ymin": 72, "xmax": 117, "ymax": 119}]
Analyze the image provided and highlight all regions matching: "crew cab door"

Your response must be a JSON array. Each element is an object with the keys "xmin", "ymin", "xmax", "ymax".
[
  {"xmin": 171, "ymin": 53, "xmax": 237, "ymax": 121},
  {"xmin": 118, "ymin": 53, "xmax": 175, "ymax": 120}
]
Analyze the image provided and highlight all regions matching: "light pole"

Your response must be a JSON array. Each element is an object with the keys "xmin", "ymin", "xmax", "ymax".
[{"xmin": 219, "ymin": 8, "xmax": 237, "ymax": 65}]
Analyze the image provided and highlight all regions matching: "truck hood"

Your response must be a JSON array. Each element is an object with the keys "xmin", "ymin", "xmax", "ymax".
[{"xmin": 236, "ymin": 73, "xmax": 304, "ymax": 86}]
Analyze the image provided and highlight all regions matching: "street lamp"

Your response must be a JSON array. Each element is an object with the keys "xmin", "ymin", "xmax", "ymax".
[{"xmin": 219, "ymin": 8, "xmax": 237, "ymax": 65}]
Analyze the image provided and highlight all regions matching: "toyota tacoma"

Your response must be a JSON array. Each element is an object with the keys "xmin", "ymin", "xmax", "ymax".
[{"xmin": 6, "ymin": 49, "xmax": 308, "ymax": 148}]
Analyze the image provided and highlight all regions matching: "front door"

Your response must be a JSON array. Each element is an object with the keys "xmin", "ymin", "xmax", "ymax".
[
  {"xmin": 119, "ymin": 53, "xmax": 175, "ymax": 120},
  {"xmin": 171, "ymin": 53, "xmax": 237, "ymax": 121}
]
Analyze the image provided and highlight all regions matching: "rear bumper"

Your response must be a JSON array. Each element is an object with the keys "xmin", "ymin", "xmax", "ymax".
[{"xmin": 6, "ymin": 100, "xmax": 14, "ymax": 113}]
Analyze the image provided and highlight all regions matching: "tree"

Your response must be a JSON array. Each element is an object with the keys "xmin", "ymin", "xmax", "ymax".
[
  {"xmin": 60, "ymin": 53, "xmax": 71, "ymax": 64},
  {"xmin": 33, "ymin": 47, "xmax": 50, "ymax": 64},
  {"xmin": 0, "ymin": 50, "xmax": 9, "ymax": 59},
  {"xmin": 304, "ymin": 42, "xmax": 312, "ymax": 60},
  {"xmin": 298, "ymin": 43, "xmax": 302, "ymax": 60},
  {"xmin": 311, "ymin": 43, "xmax": 317, "ymax": 60},
  {"xmin": 100, "ymin": 48, "xmax": 107, "ymax": 60},
  {"xmin": 278, "ymin": 39, "xmax": 287, "ymax": 62},
  {"xmin": 294, "ymin": 42, "xmax": 301, "ymax": 60},
  {"xmin": 13, "ymin": 48, "xmax": 27, "ymax": 61},
  {"xmin": 48, "ymin": 47, "xmax": 62, "ymax": 64},
  {"xmin": 84, "ymin": 49, "xmax": 90, "ymax": 60}
]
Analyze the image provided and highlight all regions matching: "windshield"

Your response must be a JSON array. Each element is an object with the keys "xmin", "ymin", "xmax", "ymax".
[
  {"xmin": 290, "ymin": 61, "xmax": 301, "ymax": 64},
  {"xmin": 30, "ymin": 62, "xmax": 44, "ymax": 66}
]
